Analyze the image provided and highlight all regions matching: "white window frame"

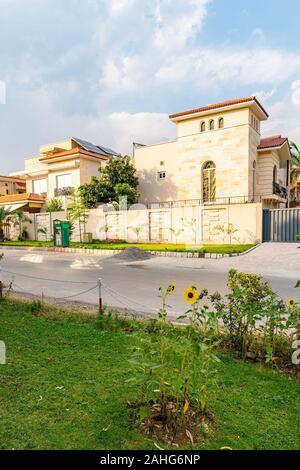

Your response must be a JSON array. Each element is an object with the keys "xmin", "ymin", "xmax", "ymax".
[
  {"xmin": 56, "ymin": 173, "xmax": 72, "ymax": 189},
  {"xmin": 33, "ymin": 178, "xmax": 47, "ymax": 195}
]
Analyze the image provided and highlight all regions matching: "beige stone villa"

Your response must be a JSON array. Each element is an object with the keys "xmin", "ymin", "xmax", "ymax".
[
  {"xmin": 134, "ymin": 96, "xmax": 291, "ymax": 209},
  {"xmin": 5, "ymin": 138, "xmax": 118, "ymax": 211}
]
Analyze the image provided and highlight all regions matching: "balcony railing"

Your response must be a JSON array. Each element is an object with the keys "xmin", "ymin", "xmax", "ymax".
[
  {"xmin": 54, "ymin": 187, "xmax": 74, "ymax": 197},
  {"xmin": 273, "ymin": 182, "xmax": 288, "ymax": 199},
  {"xmin": 146, "ymin": 195, "xmax": 262, "ymax": 209}
]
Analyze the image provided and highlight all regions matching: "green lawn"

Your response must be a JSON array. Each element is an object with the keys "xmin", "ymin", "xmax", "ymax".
[
  {"xmin": 0, "ymin": 240, "xmax": 255, "ymax": 254},
  {"xmin": 0, "ymin": 299, "xmax": 299, "ymax": 450}
]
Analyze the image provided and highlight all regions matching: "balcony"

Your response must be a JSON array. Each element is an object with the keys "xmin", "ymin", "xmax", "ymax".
[
  {"xmin": 273, "ymin": 182, "xmax": 288, "ymax": 199},
  {"xmin": 54, "ymin": 186, "xmax": 74, "ymax": 197}
]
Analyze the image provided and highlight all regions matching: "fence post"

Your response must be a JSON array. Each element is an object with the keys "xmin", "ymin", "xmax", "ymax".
[
  {"xmin": 98, "ymin": 278, "xmax": 103, "ymax": 314},
  {"xmin": 0, "ymin": 280, "xmax": 3, "ymax": 300}
]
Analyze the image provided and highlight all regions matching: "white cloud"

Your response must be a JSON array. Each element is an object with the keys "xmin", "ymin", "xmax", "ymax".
[
  {"xmin": 291, "ymin": 80, "xmax": 300, "ymax": 105},
  {"xmin": 154, "ymin": 0, "xmax": 211, "ymax": 52},
  {"xmin": 155, "ymin": 48, "xmax": 300, "ymax": 88},
  {"xmin": 109, "ymin": 0, "xmax": 135, "ymax": 16},
  {"xmin": 262, "ymin": 97, "xmax": 300, "ymax": 144},
  {"xmin": 0, "ymin": 80, "xmax": 6, "ymax": 104},
  {"xmin": 101, "ymin": 111, "xmax": 176, "ymax": 152},
  {"xmin": 252, "ymin": 88, "xmax": 277, "ymax": 102}
]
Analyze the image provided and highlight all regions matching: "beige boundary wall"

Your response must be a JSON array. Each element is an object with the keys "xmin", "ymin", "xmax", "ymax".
[{"xmin": 21, "ymin": 202, "xmax": 263, "ymax": 246}]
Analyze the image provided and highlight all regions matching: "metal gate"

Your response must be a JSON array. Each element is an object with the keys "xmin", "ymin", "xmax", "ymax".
[{"xmin": 263, "ymin": 208, "xmax": 300, "ymax": 242}]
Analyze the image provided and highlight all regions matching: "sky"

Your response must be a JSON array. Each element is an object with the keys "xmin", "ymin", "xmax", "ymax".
[{"xmin": 0, "ymin": 0, "xmax": 300, "ymax": 174}]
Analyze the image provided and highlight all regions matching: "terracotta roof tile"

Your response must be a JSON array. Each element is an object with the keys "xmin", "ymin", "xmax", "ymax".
[
  {"xmin": 169, "ymin": 96, "xmax": 269, "ymax": 119},
  {"xmin": 0, "ymin": 193, "xmax": 45, "ymax": 204},
  {"xmin": 258, "ymin": 135, "xmax": 288, "ymax": 150}
]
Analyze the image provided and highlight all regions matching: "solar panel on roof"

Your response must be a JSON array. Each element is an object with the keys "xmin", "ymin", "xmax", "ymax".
[
  {"xmin": 97, "ymin": 145, "xmax": 119, "ymax": 156},
  {"xmin": 73, "ymin": 138, "xmax": 118, "ymax": 157}
]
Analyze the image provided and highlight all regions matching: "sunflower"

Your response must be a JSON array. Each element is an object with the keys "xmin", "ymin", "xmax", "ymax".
[
  {"xmin": 183, "ymin": 287, "xmax": 199, "ymax": 304},
  {"xmin": 167, "ymin": 283, "xmax": 176, "ymax": 294},
  {"xmin": 201, "ymin": 288, "xmax": 208, "ymax": 297},
  {"xmin": 287, "ymin": 298, "xmax": 296, "ymax": 308}
]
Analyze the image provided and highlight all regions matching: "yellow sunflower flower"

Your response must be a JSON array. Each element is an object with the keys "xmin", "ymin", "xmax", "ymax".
[
  {"xmin": 167, "ymin": 283, "xmax": 176, "ymax": 294},
  {"xmin": 183, "ymin": 287, "xmax": 199, "ymax": 304},
  {"xmin": 287, "ymin": 298, "xmax": 296, "ymax": 308}
]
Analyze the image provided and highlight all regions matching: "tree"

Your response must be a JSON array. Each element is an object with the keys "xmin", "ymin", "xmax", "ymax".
[
  {"xmin": 290, "ymin": 142, "xmax": 300, "ymax": 204},
  {"xmin": 68, "ymin": 190, "xmax": 89, "ymax": 242},
  {"xmin": 46, "ymin": 198, "xmax": 63, "ymax": 213},
  {"xmin": 169, "ymin": 227, "xmax": 184, "ymax": 245},
  {"xmin": 11, "ymin": 210, "xmax": 32, "ymax": 241},
  {"xmin": 80, "ymin": 156, "xmax": 139, "ymax": 208},
  {"xmin": 214, "ymin": 223, "xmax": 239, "ymax": 245},
  {"xmin": 0, "ymin": 208, "xmax": 12, "ymax": 241}
]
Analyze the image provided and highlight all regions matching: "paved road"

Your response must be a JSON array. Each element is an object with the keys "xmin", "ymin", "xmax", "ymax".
[{"xmin": 0, "ymin": 243, "xmax": 299, "ymax": 317}]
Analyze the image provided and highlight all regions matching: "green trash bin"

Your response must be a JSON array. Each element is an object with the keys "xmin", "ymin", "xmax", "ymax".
[{"xmin": 53, "ymin": 220, "xmax": 71, "ymax": 248}]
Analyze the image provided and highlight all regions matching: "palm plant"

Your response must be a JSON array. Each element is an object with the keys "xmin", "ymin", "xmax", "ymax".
[
  {"xmin": 0, "ymin": 208, "xmax": 12, "ymax": 241},
  {"xmin": 68, "ymin": 190, "xmax": 89, "ymax": 242},
  {"xmin": 11, "ymin": 210, "xmax": 32, "ymax": 241}
]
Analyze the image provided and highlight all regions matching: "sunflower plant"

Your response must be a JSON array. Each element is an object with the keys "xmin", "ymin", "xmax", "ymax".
[
  {"xmin": 179, "ymin": 285, "xmax": 220, "ymax": 414},
  {"xmin": 128, "ymin": 282, "xmax": 221, "ymax": 433}
]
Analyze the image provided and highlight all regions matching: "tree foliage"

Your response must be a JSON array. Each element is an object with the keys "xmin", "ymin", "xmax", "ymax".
[
  {"xmin": 68, "ymin": 190, "xmax": 89, "ymax": 242},
  {"xmin": 46, "ymin": 198, "xmax": 63, "ymax": 213},
  {"xmin": 79, "ymin": 156, "xmax": 139, "ymax": 208},
  {"xmin": 290, "ymin": 142, "xmax": 300, "ymax": 203}
]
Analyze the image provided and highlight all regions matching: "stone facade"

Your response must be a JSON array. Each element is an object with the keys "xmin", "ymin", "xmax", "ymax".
[{"xmin": 134, "ymin": 97, "xmax": 290, "ymax": 209}]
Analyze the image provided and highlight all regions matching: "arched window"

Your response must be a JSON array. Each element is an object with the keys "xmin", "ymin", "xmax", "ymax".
[
  {"xmin": 202, "ymin": 161, "xmax": 216, "ymax": 203},
  {"xmin": 218, "ymin": 117, "xmax": 224, "ymax": 129},
  {"xmin": 200, "ymin": 121, "xmax": 206, "ymax": 133},
  {"xmin": 209, "ymin": 120, "xmax": 215, "ymax": 131},
  {"xmin": 252, "ymin": 161, "xmax": 256, "ymax": 200}
]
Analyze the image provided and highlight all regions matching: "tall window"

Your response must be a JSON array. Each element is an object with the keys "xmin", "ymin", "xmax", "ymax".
[
  {"xmin": 209, "ymin": 120, "xmax": 215, "ymax": 131},
  {"xmin": 56, "ymin": 174, "xmax": 72, "ymax": 189},
  {"xmin": 218, "ymin": 117, "xmax": 224, "ymax": 129},
  {"xmin": 202, "ymin": 161, "xmax": 216, "ymax": 203},
  {"xmin": 200, "ymin": 121, "xmax": 206, "ymax": 132},
  {"xmin": 273, "ymin": 165, "xmax": 278, "ymax": 185},
  {"xmin": 252, "ymin": 161, "xmax": 256, "ymax": 200},
  {"xmin": 33, "ymin": 178, "xmax": 47, "ymax": 195}
]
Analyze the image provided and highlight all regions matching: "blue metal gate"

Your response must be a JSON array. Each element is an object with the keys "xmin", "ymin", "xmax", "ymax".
[{"xmin": 263, "ymin": 208, "xmax": 300, "ymax": 242}]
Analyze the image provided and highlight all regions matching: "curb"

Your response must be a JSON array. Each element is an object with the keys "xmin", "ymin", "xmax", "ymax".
[{"xmin": 0, "ymin": 244, "xmax": 260, "ymax": 259}]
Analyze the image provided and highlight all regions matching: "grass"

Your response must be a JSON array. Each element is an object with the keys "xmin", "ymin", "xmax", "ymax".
[
  {"xmin": 0, "ymin": 240, "xmax": 255, "ymax": 254},
  {"xmin": 0, "ymin": 299, "xmax": 299, "ymax": 450}
]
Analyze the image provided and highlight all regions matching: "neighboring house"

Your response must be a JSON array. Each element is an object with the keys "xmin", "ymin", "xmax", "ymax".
[
  {"xmin": 10, "ymin": 137, "xmax": 118, "ymax": 204},
  {"xmin": 134, "ymin": 97, "xmax": 291, "ymax": 209},
  {"xmin": 0, "ymin": 175, "xmax": 26, "ymax": 196},
  {"xmin": 0, "ymin": 193, "xmax": 45, "ymax": 213}
]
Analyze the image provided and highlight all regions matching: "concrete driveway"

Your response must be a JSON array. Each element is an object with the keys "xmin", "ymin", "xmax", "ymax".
[{"xmin": 0, "ymin": 243, "xmax": 299, "ymax": 317}]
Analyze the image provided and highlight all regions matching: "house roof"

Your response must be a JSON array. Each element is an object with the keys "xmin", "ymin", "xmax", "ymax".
[
  {"xmin": 0, "ymin": 193, "xmax": 45, "ymax": 204},
  {"xmin": 72, "ymin": 138, "xmax": 118, "ymax": 157},
  {"xmin": 169, "ymin": 96, "xmax": 269, "ymax": 120},
  {"xmin": 39, "ymin": 147, "xmax": 114, "ymax": 163},
  {"xmin": 258, "ymin": 135, "xmax": 289, "ymax": 150},
  {"xmin": 0, "ymin": 175, "xmax": 26, "ymax": 182}
]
